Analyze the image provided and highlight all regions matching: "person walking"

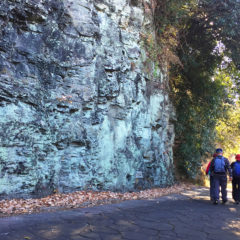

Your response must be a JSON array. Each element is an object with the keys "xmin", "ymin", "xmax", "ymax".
[
  {"xmin": 206, "ymin": 153, "xmax": 217, "ymax": 201},
  {"xmin": 231, "ymin": 154, "xmax": 240, "ymax": 204},
  {"xmin": 210, "ymin": 148, "xmax": 232, "ymax": 205}
]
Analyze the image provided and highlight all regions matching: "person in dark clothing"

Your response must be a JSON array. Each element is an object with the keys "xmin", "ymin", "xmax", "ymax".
[
  {"xmin": 206, "ymin": 153, "xmax": 217, "ymax": 201},
  {"xmin": 210, "ymin": 148, "xmax": 232, "ymax": 205},
  {"xmin": 231, "ymin": 154, "xmax": 240, "ymax": 204}
]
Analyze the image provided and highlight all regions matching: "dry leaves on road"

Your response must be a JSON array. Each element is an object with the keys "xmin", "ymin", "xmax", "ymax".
[{"xmin": 0, "ymin": 183, "xmax": 193, "ymax": 217}]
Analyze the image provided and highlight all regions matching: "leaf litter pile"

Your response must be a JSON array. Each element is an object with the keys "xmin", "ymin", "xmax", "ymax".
[{"xmin": 0, "ymin": 183, "xmax": 193, "ymax": 217}]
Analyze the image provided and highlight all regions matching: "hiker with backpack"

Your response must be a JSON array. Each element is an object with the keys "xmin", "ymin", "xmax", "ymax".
[
  {"xmin": 210, "ymin": 148, "xmax": 232, "ymax": 205},
  {"xmin": 206, "ymin": 153, "xmax": 217, "ymax": 201},
  {"xmin": 231, "ymin": 154, "xmax": 240, "ymax": 204}
]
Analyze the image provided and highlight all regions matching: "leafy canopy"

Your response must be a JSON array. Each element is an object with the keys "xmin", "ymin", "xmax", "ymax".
[{"xmin": 154, "ymin": 0, "xmax": 240, "ymax": 178}]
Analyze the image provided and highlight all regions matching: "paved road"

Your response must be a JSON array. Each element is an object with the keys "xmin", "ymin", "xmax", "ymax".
[{"xmin": 0, "ymin": 187, "xmax": 240, "ymax": 240}]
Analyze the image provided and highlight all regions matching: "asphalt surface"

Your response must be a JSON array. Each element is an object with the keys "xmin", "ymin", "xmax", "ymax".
[{"xmin": 0, "ymin": 187, "xmax": 240, "ymax": 240}]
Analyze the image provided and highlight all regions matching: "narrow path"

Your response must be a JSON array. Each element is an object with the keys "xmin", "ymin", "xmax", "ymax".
[{"xmin": 0, "ymin": 187, "xmax": 240, "ymax": 240}]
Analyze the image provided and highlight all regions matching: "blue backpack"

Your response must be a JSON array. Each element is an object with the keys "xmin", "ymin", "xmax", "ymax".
[
  {"xmin": 233, "ymin": 162, "xmax": 240, "ymax": 177},
  {"xmin": 214, "ymin": 156, "xmax": 226, "ymax": 173}
]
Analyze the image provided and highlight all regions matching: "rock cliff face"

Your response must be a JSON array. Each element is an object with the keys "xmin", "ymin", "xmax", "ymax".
[{"xmin": 0, "ymin": 0, "xmax": 175, "ymax": 198}]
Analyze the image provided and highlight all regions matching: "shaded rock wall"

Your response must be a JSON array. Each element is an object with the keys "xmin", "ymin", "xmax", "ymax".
[{"xmin": 0, "ymin": 0, "xmax": 175, "ymax": 198}]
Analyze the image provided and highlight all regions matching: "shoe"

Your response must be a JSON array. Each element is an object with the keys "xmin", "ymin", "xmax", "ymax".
[
  {"xmin": 222, "ymin": 200, "xmax": 227, "ymax": 204},
  {"xmin": 213, "ymin": 200, "xmax": 218, "ymax": 205},
  {"xmin": 236, "ymin": 201, "xmax": 239, "ymax": 205}
]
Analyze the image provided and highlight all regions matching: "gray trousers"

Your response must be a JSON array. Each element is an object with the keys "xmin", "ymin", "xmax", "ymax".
[{"xmin": 213, "ymin": 174, "xmax": 227, "ymax": 201}]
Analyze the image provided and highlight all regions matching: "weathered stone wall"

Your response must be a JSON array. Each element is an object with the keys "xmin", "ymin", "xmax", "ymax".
[{"xmin": 0, "ymin": 0, "xmax": 175, "ymax": 199}]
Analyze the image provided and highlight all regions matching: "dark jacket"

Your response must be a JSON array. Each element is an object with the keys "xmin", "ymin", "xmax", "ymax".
[{"xmin": 210, "ymin": 155, "xmax": 232, "ymax": 177}]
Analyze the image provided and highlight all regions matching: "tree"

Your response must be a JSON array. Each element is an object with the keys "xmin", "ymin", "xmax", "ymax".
[
  {"xmin": 216, "ymin": 105, "xmax": 240, "ymax": 157},
  {"xmin": 214, "ymin": 66, "xmax": 240, "ymax": 158},
  {"xmin": 198, "ymin": 0, "xmax": 240, "ymax": 70},
  {"xmin": 153, "ymin": 0, "xmax": 240, "ymax": 178}
]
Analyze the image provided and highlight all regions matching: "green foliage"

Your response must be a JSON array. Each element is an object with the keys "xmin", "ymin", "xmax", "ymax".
[
  {"xmin": 215, "ymin": 66, "xmax": 240, "ymax": 157},
  {"xmin": 153, "ymin": 0, "xmax": 240, "ymax": 178},
  {"xmin": 169, "ymin": 11, "xmax": 228, "ymax": 178},
  {"xmin": 154, "ymin": 0, "xmax": 197, "ymax": 34},
  {"xmin": 216, "ymin": 104, "xmax": 240, "ymax": 157},
  {"xmin": 153, "ymin": 0, "xmax": 197, "ymax": 67},
  {"xmin": 198, "ymin": 0, "xmax": 240, "ymax": 69}
]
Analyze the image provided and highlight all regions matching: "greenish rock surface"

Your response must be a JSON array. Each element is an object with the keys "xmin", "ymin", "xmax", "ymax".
[{"xmin": 0, "ymin": 0, "xmax": 175, "ymax": 199}]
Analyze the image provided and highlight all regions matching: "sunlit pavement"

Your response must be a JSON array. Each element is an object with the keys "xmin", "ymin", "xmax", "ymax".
[{"xmin": 0, "ymin": 187, "xmax": 240, "ymax": 240}]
